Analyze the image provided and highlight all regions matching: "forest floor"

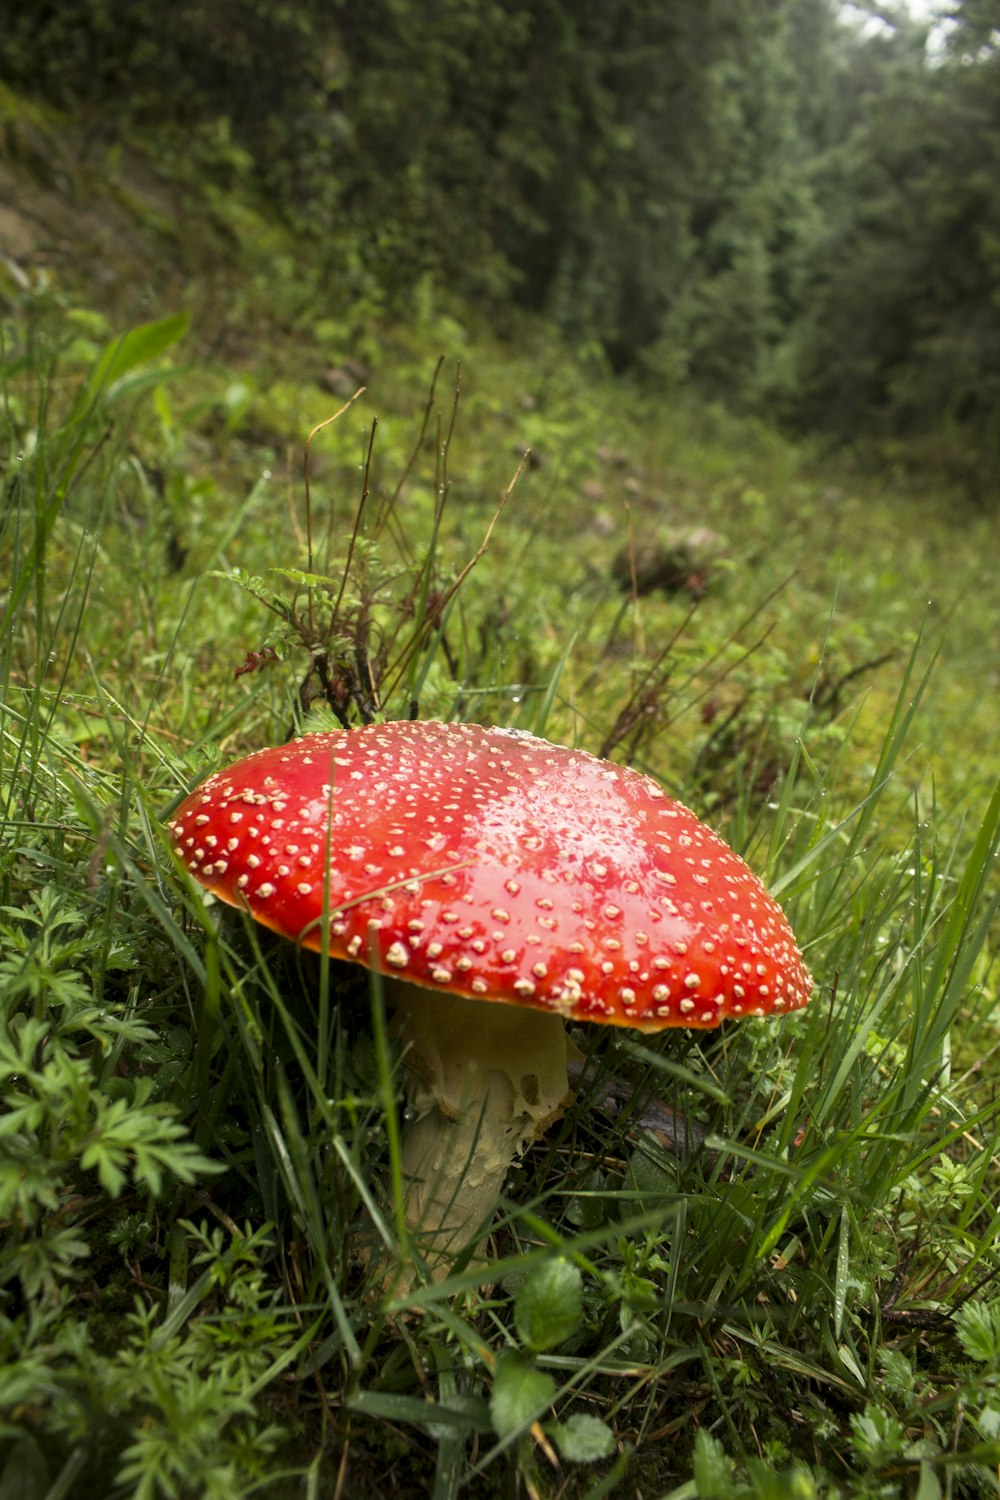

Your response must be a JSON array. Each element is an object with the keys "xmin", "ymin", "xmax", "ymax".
[
  {"xmin": 4, "ymin": 90, "xmax": 996, "ymax": 827},
  {"xmin": 2, "ymin": 88, "xmax": 1000, "ymax": 1500}
]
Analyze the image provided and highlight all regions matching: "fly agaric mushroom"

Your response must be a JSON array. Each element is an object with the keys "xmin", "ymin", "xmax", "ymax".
[{"xmin": 169, "ymin": 721, "xmax": 810, "ymax": 1270}]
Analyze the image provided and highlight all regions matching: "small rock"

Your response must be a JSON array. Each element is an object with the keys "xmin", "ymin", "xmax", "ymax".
[
  {"xmin": 611, "ymin": 528, "xmax": 723, "ymax": 599},
  {"xmin": 320, "ymin": 360, "xmax": 371, "ymax": 396}
]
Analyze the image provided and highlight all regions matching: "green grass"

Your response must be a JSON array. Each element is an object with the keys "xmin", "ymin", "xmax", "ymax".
[{"xmin": 1, "ymin": 235, "xmax": 999, "ymax": 1500}]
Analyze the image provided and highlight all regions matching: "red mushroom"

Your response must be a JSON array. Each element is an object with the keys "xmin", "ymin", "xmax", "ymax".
[{"xmin": 169, "ymin": 721, "xmax": 811, "ymax": 1270}]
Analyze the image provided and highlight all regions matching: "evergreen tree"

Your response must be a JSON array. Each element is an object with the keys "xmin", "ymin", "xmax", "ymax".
[{"xmin": 792, "ymin": 0, "xmax": 1000, "ymax": 486}]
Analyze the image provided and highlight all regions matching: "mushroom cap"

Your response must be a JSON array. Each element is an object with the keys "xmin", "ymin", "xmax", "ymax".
[{"xmin": 169, "ymin": 721, "xmax": 811, "ymax": 1030}]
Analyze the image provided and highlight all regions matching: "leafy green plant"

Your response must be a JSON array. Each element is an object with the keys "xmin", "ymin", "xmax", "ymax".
[{"xmin": 490, "ymin": 1257, "xmax": 617, "ymax": 1472}]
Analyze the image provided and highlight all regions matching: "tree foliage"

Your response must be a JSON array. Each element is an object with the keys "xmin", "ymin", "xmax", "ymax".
[
  {"xmin": 2, "ymin": 0, "xmax": 998, "ymax": 487},
  {"xmin": 794, "ymin": 1, "xmax": 1000, "ymax": 483}
]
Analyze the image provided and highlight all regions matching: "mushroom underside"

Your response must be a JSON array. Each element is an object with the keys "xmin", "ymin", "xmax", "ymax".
[{"xmin": 387, "ymin": 982, "xmax": 577, "ymax": 1272}]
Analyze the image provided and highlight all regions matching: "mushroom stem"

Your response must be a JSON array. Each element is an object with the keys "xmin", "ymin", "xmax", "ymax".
[{"xmin": 387, "ymin": 984, "xmax": 575, "ymax": 1274}]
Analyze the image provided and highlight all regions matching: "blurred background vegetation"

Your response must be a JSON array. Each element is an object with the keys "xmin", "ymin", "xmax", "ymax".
[{"xmin": 3, "ymin": 0, "xmax": 999, "ymax": 494}]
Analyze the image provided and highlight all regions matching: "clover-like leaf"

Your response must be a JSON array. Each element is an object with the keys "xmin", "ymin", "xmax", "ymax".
[
  {"xmin": 549, "ymin": 1413, "xmax": 616, "ymax": 1463},
  {"xmin": 514, "ymin": 1257, "xmax": 583, "ymax": 1353},
  {"xmin": 489, "ymin": 1352, "xmax": 556, "ymax": 1441}
]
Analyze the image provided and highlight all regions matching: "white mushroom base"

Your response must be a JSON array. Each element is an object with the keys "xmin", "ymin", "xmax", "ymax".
[{"xmin": 388, "ymin": 984, "xmax": 576, "ymax": 1276}]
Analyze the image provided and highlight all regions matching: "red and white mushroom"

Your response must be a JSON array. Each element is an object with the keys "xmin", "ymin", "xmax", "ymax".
[{"xmin": 169, "ymin": 720, "xmax": 811, "ymax": 1270}]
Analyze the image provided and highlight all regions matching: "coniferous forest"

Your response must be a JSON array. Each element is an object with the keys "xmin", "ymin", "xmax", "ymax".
[{"xmin": 3, "ymin": 0, "xmax": 1000, "ymax": 487}]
